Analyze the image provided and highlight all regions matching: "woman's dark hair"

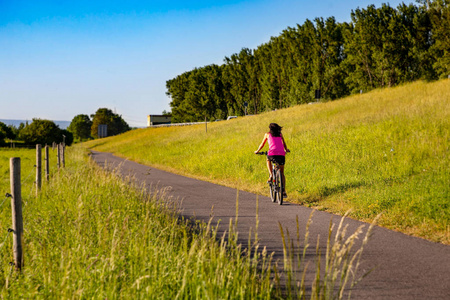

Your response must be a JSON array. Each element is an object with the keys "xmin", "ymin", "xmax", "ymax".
[{"xmin": 269, "ymin": 123, "xmax": 282, "ymax": 137}]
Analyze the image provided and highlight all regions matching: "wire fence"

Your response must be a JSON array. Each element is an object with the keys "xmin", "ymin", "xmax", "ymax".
[
  {"xmin": 0, "ymin": 194, "xmax": 10, "ymax": 211},
  {"xmin": 2, "ymin": 143, "xmax": 36, "ymax": 149},
  {"xmin": 0, "ymin": 229, "xmax": 13, "ymax": 252},
  {"xmin": 148, "ymin": 121, "xmax": 208, "ymax": 128},
  {"xmin": 1, "ymin": 143, "xmax": 66, "ymax": 271},
  {"xmin": 0, "ymin": 195, "xmax": 13, "ymax": 269}
]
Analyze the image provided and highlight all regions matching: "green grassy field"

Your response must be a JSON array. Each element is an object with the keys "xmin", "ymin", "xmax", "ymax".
[{"xmin": 85, "ymin": 80, "xmax": 450, "ymax": 244}]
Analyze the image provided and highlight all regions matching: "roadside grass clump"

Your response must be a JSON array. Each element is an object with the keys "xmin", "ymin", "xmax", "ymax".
[
  {"xmin": 85, "ymin": 80, "xmax": 449, "ymax": 243},
  {"xmin": 279, "ymin": 211, "xmax": 379, "ymax": 300}
]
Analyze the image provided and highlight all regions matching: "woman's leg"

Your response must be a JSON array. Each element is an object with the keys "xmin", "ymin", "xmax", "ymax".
[
  {"xmin": 280, "ymin": 165, "xmax": 287, "ymax": 195},
  {"xmin": 266, "ymin": 159, "xmax": 273, "ymax": 180}
]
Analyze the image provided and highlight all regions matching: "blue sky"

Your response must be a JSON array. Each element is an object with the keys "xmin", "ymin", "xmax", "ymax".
[{"xmin": 1, "ymin": 0, "xmax": 407, "ymax": 127}]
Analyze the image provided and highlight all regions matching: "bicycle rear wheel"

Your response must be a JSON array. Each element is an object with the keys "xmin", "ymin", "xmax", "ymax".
[
  {"xmin": 275, "ymin": 169, "xmax": 283, "ymax": 205},
  {"xmin": 269, "ymin": 179, "xmax": 276, "ymax": 202}
]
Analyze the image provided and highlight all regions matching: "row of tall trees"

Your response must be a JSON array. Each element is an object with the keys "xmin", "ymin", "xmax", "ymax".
[{"xmin": 166, "ymin": 1, "xmax": 450, "ymax": 122}]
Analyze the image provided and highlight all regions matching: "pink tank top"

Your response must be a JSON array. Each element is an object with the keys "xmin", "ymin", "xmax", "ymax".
[{"xmin": 268, "ymin": 133, "xmax": 285, "ymax": 156}]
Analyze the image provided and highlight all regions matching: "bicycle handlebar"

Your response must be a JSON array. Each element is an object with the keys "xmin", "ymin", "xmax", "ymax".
[{"xmin": 255, "ymin": 151, "xmax": 290, "ymax": 155}]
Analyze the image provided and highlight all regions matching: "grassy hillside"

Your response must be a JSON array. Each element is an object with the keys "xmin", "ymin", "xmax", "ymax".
[{"xmin": 85, "ymin": 80, "xmax": 449, "ymax": 244}]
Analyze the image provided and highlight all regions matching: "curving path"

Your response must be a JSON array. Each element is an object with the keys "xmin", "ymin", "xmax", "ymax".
[{"xmin": 90, "ymin": 151, "xmax": 450, "ymax": 299}]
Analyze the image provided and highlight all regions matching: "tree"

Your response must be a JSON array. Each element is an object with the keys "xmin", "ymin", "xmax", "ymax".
[
  {"xmin": 61, "ymin": 129, "xmax": 74, "ymax": 146},
  {"xmin": 181, "ymin": 65, "xmax": 226, "ymax": 121},
  {"xmin": 0, "ymin": 121, "xmax": 15, "ymax": 141},
  {"xmin": 166, "ymin": 72, "xmax": 192, "ymax": 122},
  {"xmin": 428, "ymin": 0, "xmax": 450, "ymax": 77},
  {"xmin": 167, "ymin": 65, "xmax": 227, "ymax": 122},
  {"xmin": 398, "ymin": 3, "xmax": 435, "ymax": 80},
  {"xmin": 0, "ymin": 122, "xmax": 15, "ymax": 146},
  {"xmin": 90, "ymin": 108, "xmax": 130, "ymax": 138},
  {"xmin": 223, "ymin": 48, "xmax": 258, "ymax": 114},
  {"xmin": 7, "ymin": 125, "xmax": 18, "ymax": 140},
  {"xmin": 0, "ymin": 131, "xmax": 5, "ymax": 147},
  {"xmin": 68, "ymin": 114, "xmax": 93, "ymax": 141},
  {"xmin": 18, "ymin": 119, "xmax": 65, "ymax": 145}
]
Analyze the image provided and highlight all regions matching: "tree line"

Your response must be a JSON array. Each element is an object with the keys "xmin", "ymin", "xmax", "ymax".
[
  {"xmin": 166, "ymin": 1, "xmax": 450, "ymax": 122},
  {"xmin": 0, "ymin": 108, "xmax": 130, "ymax": 146},
  {"xmin": 68, "ymin": 108, "xmax": 130, "ymax": 141}
]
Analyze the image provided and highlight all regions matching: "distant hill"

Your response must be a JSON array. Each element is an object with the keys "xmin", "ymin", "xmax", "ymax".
[{"xmin": 0, "ymin": 119, "xmax": 71, "ymax": 129}]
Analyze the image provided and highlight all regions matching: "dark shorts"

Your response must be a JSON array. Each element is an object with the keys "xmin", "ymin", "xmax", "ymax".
[{"xmin": 267, "ymin": 155, "xmax": 285, "ymax": 165}]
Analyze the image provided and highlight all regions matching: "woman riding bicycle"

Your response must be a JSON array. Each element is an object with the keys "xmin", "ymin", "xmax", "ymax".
[{"xmin": 254, "ymin": 123, "xmax": 290, "ymax": 197}]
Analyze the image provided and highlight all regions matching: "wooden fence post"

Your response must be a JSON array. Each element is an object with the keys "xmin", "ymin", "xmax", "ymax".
[
  {"xmin": 45, "ymin": 145, "xmax": 49, "ymax": 181},
  {"xmin": 61, "ymin": 143, "xmax": 65, "ymax": 168},
  {"xmin": 36, "ymin": 144, "xmax": 42, "ymax": 195},
  {"xmin": 57, "ymin": 144, "xmax": 61, "ymax": 169},
  {"xmin": 10, "ymin": 158, "xmax": 24, "ymax": 271}
]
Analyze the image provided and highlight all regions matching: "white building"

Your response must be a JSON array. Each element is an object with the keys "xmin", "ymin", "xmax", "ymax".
[{"xmin": 147, "ymin": 115, "xmax": 171, "ymax": 126}]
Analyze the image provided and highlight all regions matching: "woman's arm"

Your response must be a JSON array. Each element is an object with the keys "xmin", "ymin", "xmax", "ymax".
[{"xmin": 255, "ymin": 133, "xmax": 269, "ymax": 153}]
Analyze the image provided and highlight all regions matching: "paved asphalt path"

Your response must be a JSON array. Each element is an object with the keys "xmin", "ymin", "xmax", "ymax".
[{"xmin": 91, "ymin": 151, "xmax": 449, "ymax": 299}]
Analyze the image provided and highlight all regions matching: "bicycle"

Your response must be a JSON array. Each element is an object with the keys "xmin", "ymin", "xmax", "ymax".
[{"xmin": 256, "ymin": 151, "xmax": 284, "ymax": 205}]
